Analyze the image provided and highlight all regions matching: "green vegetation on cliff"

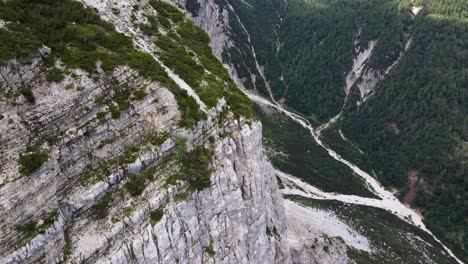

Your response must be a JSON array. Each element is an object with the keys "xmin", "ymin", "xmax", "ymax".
[
  {"xmin": 0, "ymin": 0, "xmax": 203, "ymax": 127},
  {"xmin": 150, "ymin": 0, "xmax": 254, "ymax": 119}
]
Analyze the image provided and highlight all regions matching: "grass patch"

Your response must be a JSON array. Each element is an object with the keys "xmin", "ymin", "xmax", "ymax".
[
  {"xmin": 124, "ymin": 149, "xmax": 164, "ymax": 196},
  {"xmin": 146, "ymin": 131, "xmax": 169, "ymax": 147}
]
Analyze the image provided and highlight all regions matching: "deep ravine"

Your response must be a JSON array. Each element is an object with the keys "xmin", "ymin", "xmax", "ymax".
[{"xmin": 244, "ymin": 90, "xmax": 463, "ymax": 264}]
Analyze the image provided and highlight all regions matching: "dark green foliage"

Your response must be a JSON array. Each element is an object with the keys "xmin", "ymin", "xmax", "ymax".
[
  {"xmin": 125, "ymin": 173, "xmax": 147, "ymax": 196},
  {"xmin": 150, "ymin": 0, "xmax": 254, "ymax": 119},
  {"xmin": 228, "ymin": 0, "xmax": 465, "ymax": 259},
  {"xmin": 149, "ymin": 208, "xmax": 164, "ymax": 224},
  {"xmin": 146, "ymin": 132, "xmax": 169, "ymax": 147},
  {"xmin": 174, "ymin": 137, "xmax": 188, "ymax": 157},
  {"xmin": 124, "ymin": 157, "xmax": 160, "ymax": 196},
  {"xmin": 185, "ymin": 0, "xmax": 200, "ymax": 16},
  {"xmin": 40, "ymin": 210, "xmax": 58, "ymax": 232},
  {"xmin": 149, "ymin": 0, "xmax": 184, "ymax": 23},
  {"xmin": 108, "ymin": 104, "xmax": 121, "ymax": 119},
  {"xmin": 96, "ymin": 111, "xmax": 107, "ymax": 119},
  {"xmin": 15, "ymin": 209, "xmax": 58, "ymax": 241},
  {"xmin": 222, "ymin": 0, "xmax": 286, "ymax": 98},
  {"xmin": 155, "ymin": 34, "xmax": 206, "ymax": 89},
  {"xmin": 46, "ymin": 67, "xmax": 64, "ymax": 82},
  {"xmin": 19, "ymin": 148, "xmax": 48, "ymax": 176},
  {"xmin": 118, "ymin": 146, "xmax": 140, "ymax": 165},
  {"xmin": 15, "ymin": 221, "xmax": 37, "ymax": 237},
  {"xmin": 0, "ymin": 28, "xmax": 41, "ymax": 66},
  {"xmin": 157, "ymin": 15, "xmax": 171, "ymax": 29},
  {"xmin": 181, "ymin": 146, "xmax": 214, "ymax": 191},
  {"xmin": 0, "ymin": 0, "xmax": 203, "ymax": 128},
  {"xmin": 19, "ymin": 87, "xmax": 35, "ymax": 103},
  {"xmin": 165, "ymin": 138, "xmax": 214, "ymax": 191},
  {"xmin": 254, "ymin": 103, "xmax": 377, "ymax": 198},
  {"xmin": 320, "ymin": 122, "xmax": 372, "ymax": 173},
  {"xmin": 132, "ymin": 88, "xmax": 147, "ymax": 101},
  {"xmin": 278, "ymin": 0, "xmax": 412, "ymax": 120},
  {"xmin": 225, "ymin": 0, "xmax": 413, "ymax": 120},
  {"xmin": 342, "ymin": 0, "xmax": 467, "ymax": 259},
  {"xmin": 137, "ymin": 15, "xmax": 159, "ymax": 36},
  {"xmin": 91, "ymin": 192, "xmax": 113, "ymax": 219},
  {"xmin": 265, "ymin": 226, "xmax": 279, "ymax": 238},
  {"xmin": 204, "ymin": 245, "xmax": 215, "ymax": 256},
  {"xmin": 62, "ymin": 229, "xmax": 72, "ymax": 262}
]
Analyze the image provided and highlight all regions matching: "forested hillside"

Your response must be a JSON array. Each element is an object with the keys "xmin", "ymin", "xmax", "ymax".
[
  {"xmin": 342, "ymin": 0, "xmax": 467, "ymax": 259},
  {"xmin": 221, "ymin": 0, "xmax": 466, "ymax": 260},
  {"xmin": 279, "ymin": 0, "xmax": 413, "ymax": 121}
]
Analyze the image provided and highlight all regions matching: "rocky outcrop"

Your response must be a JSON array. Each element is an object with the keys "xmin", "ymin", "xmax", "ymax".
[
  {"xmin": 0, "ymin": 0, "xmax": 290, "ymax": 263},
  {"xmin": 88, "ymin": 120, "xmax": 291, "ymax": 264}
]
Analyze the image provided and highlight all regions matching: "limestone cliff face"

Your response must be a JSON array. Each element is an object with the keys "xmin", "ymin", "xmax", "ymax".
[{"xmin": 0, "ymin": 0, "xmax": 290, "ymax": 263}]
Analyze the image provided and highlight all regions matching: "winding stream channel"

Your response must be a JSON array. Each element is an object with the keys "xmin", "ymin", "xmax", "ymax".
[{"xmin": 245, "ymin": 91, "xmax": 463, "ymax": 264}]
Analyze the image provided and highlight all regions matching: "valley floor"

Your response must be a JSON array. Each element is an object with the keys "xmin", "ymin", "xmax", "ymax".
[{"xmin": 246, "ymin": 91, "xmax": 463, "ymax": 264}]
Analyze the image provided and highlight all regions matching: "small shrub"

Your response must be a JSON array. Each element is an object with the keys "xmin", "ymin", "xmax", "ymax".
[
  {"xmin": 19, "ymin": 87, "xmax": 35, "ymax": 103},
  {"xmin": 15, "ymin": 221, "xmax": 37, "ymax": 237},
  {"xmin": 19, "ymin": 149, "xmax": 48, "ymax": 176},
  {"xmin": 96, "ymin": 111, "xmax": 107, "ymax": 119},
  {"xmin": 37, "ymin": 209, "xmax": 58, "ymax": 234},
  {"xmin": 266, "ymin": 226, "xmax": 280, "ymax": 238},
  {"xmin": 125, "ymin": 173, "xmax": 147, "ymax": 196},
  {"xmin": 63, "ymin": 229, "xmax": 72, "ymax": 262},
  {"xmin": 132, "ymin": 88, "xmax": 147, "ymax": 101},
  {"xmin": 118, "ymin": 146, "xmax": 139, "ymax": 165},
  {"xmin": 146, "ymin": 132, "xmax": 169, "ymax": 147},
  {"xmin": 46, "ymin": 67, "xmax": 64, "ymax": 82},
  {"xmin": 94, "ymin": 95, "xmax": 107, "ymax": 105},
  {"xmin": 174, "ymin": 137, "xmax": 188, "ymax": 157},
  {"xmin": 90, "ymin": 192, "xmax": 113, "ymax": 219},
  {"xmin": 204, "ymin": 245, "xmax": 215, "ymax": 256},
  {"xmin": 108, "ymin": 104, "xmax": 121, "ymax": 119},
  {"xmin": 181, "ymin": 145, "xmax": 214, "ymax": 191},
  {"xmin": 149, "ymin": 208, "xmax": 164, "ymax": 225}
]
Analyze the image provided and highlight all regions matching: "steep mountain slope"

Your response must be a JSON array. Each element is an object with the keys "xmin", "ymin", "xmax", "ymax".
[
  {"xmin": 180, "ymin": 0, "xmax": 466, "ymax": 262},
  {"xmin": 341, "ymin": 2, "xmax": 467, "ymax": 259},
  {"xmin": 0, "ymin": 0, "xmax": 290, "ymax": 263},
  {"xmin": 0, "ymin": 0, "xmax": 465, "ymax": 263}
]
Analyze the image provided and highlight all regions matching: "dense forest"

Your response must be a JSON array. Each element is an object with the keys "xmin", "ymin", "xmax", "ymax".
[
  {"xmin": 342, "ymin": 0, "xmax": 467, "ymax": 259},
  {"xmin": 216, "ymin": 0, "xmax": 286, "ymax": 97},
  {"xmin": 279, "ymin": 0, "xmax": 413, "ymax": 121},
  {"xmin": 225, "ymin": 0, "xmax": 466, "ymax": 260}
]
